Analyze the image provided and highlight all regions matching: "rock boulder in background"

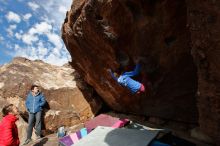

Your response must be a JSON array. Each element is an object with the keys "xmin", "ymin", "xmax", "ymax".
[{"xmin": 0, "ymin": 57, "xmax": 102, "ymax": 139}]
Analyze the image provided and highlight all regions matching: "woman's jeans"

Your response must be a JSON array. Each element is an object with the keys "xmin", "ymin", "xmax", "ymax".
[{"xmin": 26, "ymin": 111, "xmax": 42, "ymax": 139}]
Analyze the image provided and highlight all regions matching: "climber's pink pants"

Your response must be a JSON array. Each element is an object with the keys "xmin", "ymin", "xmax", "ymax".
[{"xmin": 137, "ymin": 84, "xmax": 145, "ymax": 94}]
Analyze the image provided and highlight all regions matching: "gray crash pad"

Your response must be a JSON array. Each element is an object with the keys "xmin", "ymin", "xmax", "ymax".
[{"xmin": 74, "ymin": 126, "xmax": 159, "ymax": 146}]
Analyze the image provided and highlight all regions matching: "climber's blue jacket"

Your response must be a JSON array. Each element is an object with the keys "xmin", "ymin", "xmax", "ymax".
[
  {"xmin": 111, "ymin": 64, "xmax": 142, "ymax": 94},
  {"xmin": 25, "ymin": 91, "xmax": 46, "ymax": 113}
]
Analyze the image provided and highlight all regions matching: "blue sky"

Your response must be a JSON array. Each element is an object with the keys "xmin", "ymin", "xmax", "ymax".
[{"xmin": 0, "ymin": 0, "xmax": 72, "ymax": 66}]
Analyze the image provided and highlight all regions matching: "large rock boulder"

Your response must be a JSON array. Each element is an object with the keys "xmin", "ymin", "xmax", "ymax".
[
  {"xmin": 0, "ymin": 57, "xmax": 102, "ymax": 135},
  {"xmin": 62, "ymin": 0, "xmax": 220, "ymax": 144},
  {"xmin": 62, "ymin": 0, "xmax": 197, "ymax": 123},
  {"xmin": 187, "ymin": 0, "xmax": 220, "ymax": 143}
]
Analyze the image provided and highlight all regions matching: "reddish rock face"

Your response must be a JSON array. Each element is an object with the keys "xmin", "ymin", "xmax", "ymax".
[
  {"xmin": 187, "ymin": 0, "xmax": 220, "ymax": 143},
  {"xmin": 62, "ymin": 0, "xmax": 220, "ymax": 143},
  {"xmin": 62, "ymin": 0, "xmax": 197, "ymax": 123}
]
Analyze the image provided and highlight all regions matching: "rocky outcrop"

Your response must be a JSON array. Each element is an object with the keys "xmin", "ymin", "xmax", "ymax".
[
  {"xmin": 187, "ymin": 0, "xmax": 220, "ymax": 143},
  {"xmin": 0, "ymin": 57, "xmax": 102, "ymax": 137},
  {"xmin": 62, "ymin": 0, "xmax": 220, "ymax": 144},
  {"xmin": 62, "ymin": 0, "xmax": 197, "ymax": 123}
]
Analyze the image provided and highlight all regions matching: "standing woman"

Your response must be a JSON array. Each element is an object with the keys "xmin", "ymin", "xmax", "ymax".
[{"xmin": 0, "ymin": 104, "xmax": 20, "ymax": 146}]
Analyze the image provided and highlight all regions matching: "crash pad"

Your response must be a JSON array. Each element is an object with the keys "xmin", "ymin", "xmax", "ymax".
[
  {"xmin": 85, "ymin": 114, "xmax": 129, "ymax": 129},
  {"xmin": 59, "ymin": 128, "xmax": 92, "ymax": 146},
  {"xmin": 125, "ymin": 122, "xmax": 171, "ymax": 146},
  {"xmin": 73, "ymin": 126, "xmax": 159, "ymax": 146}
]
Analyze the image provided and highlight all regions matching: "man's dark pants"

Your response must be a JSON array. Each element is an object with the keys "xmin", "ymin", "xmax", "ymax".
[{"xmin": 26, "ymin": 111, "xmax": 42, "ymax": 139}]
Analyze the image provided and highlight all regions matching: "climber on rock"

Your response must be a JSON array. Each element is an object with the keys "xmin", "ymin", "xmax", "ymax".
[{"xmin": 108, "ymin": 58, "xmax": 147, "ymax": 94}]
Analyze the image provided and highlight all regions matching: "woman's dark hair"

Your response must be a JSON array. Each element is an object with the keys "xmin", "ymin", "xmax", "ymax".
[
  {"xmin": 30, "ymin": 85, "xmax": 39, "ymax": 91},
  {"xmin": 2, "ymin": 104, "xmax": 14, "ymax": 117}
]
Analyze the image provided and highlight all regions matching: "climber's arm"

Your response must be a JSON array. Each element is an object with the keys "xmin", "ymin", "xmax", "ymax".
[{"xmin": 108, "ymin": 69, "xmax": 118, "ymax": 81}]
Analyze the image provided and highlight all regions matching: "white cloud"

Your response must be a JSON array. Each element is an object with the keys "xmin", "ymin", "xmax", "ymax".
[
  {"xmin": 58, "ymin": 6, "xmax": 67, "ymax": 14},
  {"xmin": 45, "ymin": 53, "xmax": 69, "ymax": 66},
  {"xmin": 47, "ymin": 33, "xmax": 63, "ymax": 49},
  {"xmin": 21, "ymin": 21, "xmax": 52, "ymax": 45},
  {"xmin": 6, "ymin": 24, "xmax": 17, "ymax": 36},
  {"xmin": 14, "ymin": 43, "xmax": 70, "ymax": 66},
  {"xmin": 6, "ymin": 11, "xmax": 21, "ymax": 23},
  {"xmin": 7, "ymin": 1, "xmax": 72, "ymax": 66},
  {"xmin": 15, "ymin": 30, "xmax": 24, "ymax": 40},
  {"xmin": 28, "ymin": 2, "xmax": 40, "ymax": 11},
  {"xmin": 31, "ymin": 22, "xmax": 52, "ymax": 34},
  {"xmin": 22, "ymin": 33, "xmax": 39, "ymax": 45},
  {"xmin": 28, "ymin": 22, "xmax": 52, "ymax": 36},
  {"xmin": 14, "ymin": 20, "xmax": 70, "ymax": 65},
  {"xmin": 23, "ymin": 13, "xmax": 32, "ymax": 21},
  {"xmin": 37, "ymin": 41, "xmax": 48, "ymax": 57},
  {"xmin": 36, "ymin": 0, "xmax": 72, "ymax": 28},
  {"xmin": 14, "ymin": 44, "xmax": 20, "ymax": 51},
  {"xmin": 15, "ymin": 32, "xmax": 22, "ymax": 40}
]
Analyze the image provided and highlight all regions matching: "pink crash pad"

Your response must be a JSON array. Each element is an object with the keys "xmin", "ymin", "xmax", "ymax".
[{"xmin": 85, "ymin": 114, "xmax": 129, "ymax": 130}]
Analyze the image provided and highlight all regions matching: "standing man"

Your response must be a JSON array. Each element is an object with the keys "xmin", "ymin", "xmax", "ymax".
[{"xmin": 23, "ymin": 85, "xmax": 46, "ymax": 145}]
